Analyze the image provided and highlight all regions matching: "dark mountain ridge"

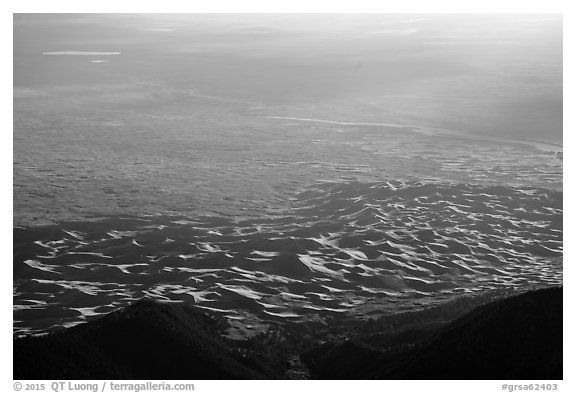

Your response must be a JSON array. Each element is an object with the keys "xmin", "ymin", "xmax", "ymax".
[{"xmin": 14, "ymin": 286, "xmax": 562, "ymax": 380}]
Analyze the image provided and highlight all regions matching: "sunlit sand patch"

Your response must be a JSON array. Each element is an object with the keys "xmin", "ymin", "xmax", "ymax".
[
  {"xmin": 251, "ymin": 250, "xmax": 280, "ymax": 257},
  {"xmin": 32, "ymin": 279, "xmax": 103, "ymax": 296},
  {"xmin": 195, "ymin": 242, "xmax": 225, "ymax": 253},
  {"xmin": 62, "ymin": 230, "xmax": 84, "ymax": 240},
  {"xmin": 194, "ymin": 305, "xmax": 232, "ymax": 313},
  {"xmin": 339, "ymin": 248, "xmax": 368, "ymax": 260},
  {"xmin": 20, "ymin": 299, "xmax": 48, "ymax": 306},
  {"xmin": 308, "ymin": 234, "xmax": 339, "ymax": 248},
  {"xmin": 245, "ymin": 257, "xmax": 271, "ymax": 263},
  {"xmin": 263, "ymin": 310, "xmax": 301, "ymax": 318},
  {"xmin": 67, "ymin": 252, "xmax": 112, "ymax": 258},
  {"xmin": 13, "ymin": 304, "xmax": 44, "ymax": 311},
  {"xmin": 298, "ymin": 254, "xmax": 343, "ymax": 277},
  {"xmin": 107, "ymin": 230, "xmax": 138, "ymax": 239},
  {"xmin": 256, "ymin": 301, "xmax": 284, "ymax": 309},
  {"xmin": 61, "ymin": 320, "xmax": 84, "ymax": 328},
  {"xmin": 70, "ymin": 307, "xmax": 102, "ymax": 318},
  {"xmin": 215, "ymin": 283, "xmax": 263, "ymax": 300},
  {"xmin": 23, "ymin": 260, "xmax": 61, "ymax": 275}
]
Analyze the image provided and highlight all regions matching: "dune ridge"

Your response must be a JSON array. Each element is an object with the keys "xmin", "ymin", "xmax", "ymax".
[{"xmin": 14, "ymin": 180, "xmax": 562, "ymax": 336}]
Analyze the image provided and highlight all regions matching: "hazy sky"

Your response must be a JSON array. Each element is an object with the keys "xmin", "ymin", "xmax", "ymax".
[{"xmin": 14, "ymin": 13, "xmax": 562, "ymax": 142}]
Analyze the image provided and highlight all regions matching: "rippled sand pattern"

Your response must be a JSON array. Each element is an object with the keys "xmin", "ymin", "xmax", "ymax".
[
  {"xmin": 14, "ymin": 181, "xmax": 562, "ymax": 335},
  {"xmin": 13, "ymin": 110, "xmax": 562, "ymax": 227}
]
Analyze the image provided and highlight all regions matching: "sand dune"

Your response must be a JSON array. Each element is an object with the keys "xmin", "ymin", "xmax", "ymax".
[{"xmin": 13, "ymin": 180, "xmax": 562, "ymax": 336}]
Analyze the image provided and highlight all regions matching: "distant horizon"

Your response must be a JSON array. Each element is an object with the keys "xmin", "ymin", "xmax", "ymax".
[{"xmin": 14, "ymin": 13, "xmax": 562, "ymax": 143}]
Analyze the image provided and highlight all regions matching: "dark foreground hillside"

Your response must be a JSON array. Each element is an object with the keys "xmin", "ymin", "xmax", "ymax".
[
  {"xmin": 303, "ymin": 286, "xmax": 562, "ymax": 379},
  {"xmin": 14, "ymin": 287, "xmax": 562, "ymax": 380}
]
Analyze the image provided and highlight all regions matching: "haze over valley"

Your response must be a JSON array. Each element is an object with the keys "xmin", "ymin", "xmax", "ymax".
[{"xmin": 13, "ymin": 14, "xmax": 563, "ymax": 380}]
